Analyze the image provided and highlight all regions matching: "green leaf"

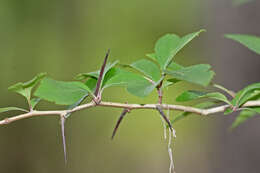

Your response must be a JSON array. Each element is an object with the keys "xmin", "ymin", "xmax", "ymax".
[
  {"xmin": 167, "ymin": 62, "xmax": 184, "ymax": 71},
  {"xmin": 245, "ymin": 107, "xmax": 260, "ymax": 114},
  {"xmin": 231, "ymin": 107, "xmax": 260, "ymax": 128},
  {"xmin": 127, "ymin": 79, "xmax": 156, "ymax": 97},
  {"xmin": 162, "ymin": 80, "xmax": 179, "ymax": 88},
  {"xmin": 213, "ymin": 84, "xmax": 235, "ymax": 97},
  {"xmin": 103, "ymin": 69, "xmax": 156, "ymax": 97},
  {"xmin": 0, "ymin": 107, "xmax": 28, "ymax": 114},
  {"xmin": 76, "ymin": 61, "xmax": 123, "ymax": 94},
  {"xmin": 225, "ymin": 34, "xmax": 260, "ymax": 55},
  {"xmin": 8, "ymin": 73, "xmax": 47, "ymax": 100},
  {"xmin": 238, "ymin": 90, "xmax": 260, "ymax": 106},
  {"xmin": 204, "ymin": 92, "xmax": 231, "ymax": 105},
  {"xmin": 232, "ymin": 83, "xmax": 260, "ymax": 107},
  {"xmin": 65, "ymin": 93, "xmax": 89, "ymax": 118},
  {"xmin": 30, "ymin": 98, "xmax": 41, "ymax": 109},
  {"xmin": 34, "ymin": 78, "xmax": 93, "ymax": 105},
  {"xmin": 166, "ymin": 79, "xmax": 180, "ymax": 84},
  {"xmin": 130, "ymin": 59, "xmax": 161, "ymax": 82},
  {"xmin": 146, "ymin": 53, "xmax": 156, "ymax": 60},
  {"xmin": 176, "ymin": 90, "xmax": 231, "ymax": 104},
  {"xmin": 176, "ymin": 90, "xmax": 206, "ymax": 102},
  {"xmin": 155, "ymin": 30, "xmax": 205, "ymax": 70},
  {"xmin": 85, "ymin": 77, "xmax": 98, "ymax": 91},
  {"xmin": 155, "ymin": 34, "xmax": 180, "ymax": 70},
  {"xmin": 102, "ymin": 67, "xmax": 123, "ymax": 88},
  {"xmin": 81, "ymin": 67, "xmax": 157, "ymax": 98},
  {"xmin": 165, "ymin": 64, "xmax": 215, "ymax": 87},
  {"xmin": 76, "ymin": 60, "xmax": 119, "ymax": 80},
  {"xmin": 171, "ymin": 102, "xmax": 215, "ymax": 124},
  {"xmin": 225, "ymin": 83, "xmax": 260, "ymax": 115}
]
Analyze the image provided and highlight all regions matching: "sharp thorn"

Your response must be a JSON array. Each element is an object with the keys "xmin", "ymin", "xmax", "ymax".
[
  {"xmin": 94, "ymin": 49, "xmax": 110, "ymax": 97},
  {"xmin": 156, "ymin": 105, "xmax": 173, "ymax": 132},
  {"xmin": 111, "ymin": 108, "xmax": 128, "ymax": 140},
  {"xmin": 60, "ymin": 116, "xmax": 67, "ymax": 164}
]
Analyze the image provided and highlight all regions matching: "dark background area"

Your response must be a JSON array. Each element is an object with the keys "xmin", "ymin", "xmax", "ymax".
[{"xmin": 0, "ymin": 0, "xmax": 259, "ymax": 172}]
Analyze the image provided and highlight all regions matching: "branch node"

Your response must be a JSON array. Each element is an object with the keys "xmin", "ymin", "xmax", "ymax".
[{"xmin": 92, "ymin": 96, "xmax": 102, "ymax": 105}]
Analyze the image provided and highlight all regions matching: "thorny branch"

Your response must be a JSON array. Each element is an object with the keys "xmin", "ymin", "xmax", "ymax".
[{"xmin": 1, "ymin": 100, "xmax": 259, "ymax": 125}]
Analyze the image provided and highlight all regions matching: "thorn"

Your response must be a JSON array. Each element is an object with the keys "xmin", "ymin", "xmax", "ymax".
[
  {"xmin": 156, "ymin": 105, "xmax": 173, "ymax": 132},
  {"xmin": 60, "ymin": 115, "xmax": 67, "ymax": 164},
  {"xmin": 111, "ymin": 108, "xmax": 129, "ymax": 140},
  {"xmin": 94, "ymin": 49, "xmax": 110, "ymax": 98}
]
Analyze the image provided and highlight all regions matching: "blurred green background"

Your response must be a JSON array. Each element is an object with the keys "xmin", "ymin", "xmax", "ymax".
[{"xmin": 0, "ymin": 0, "xmax": 260, "ymax": 173}]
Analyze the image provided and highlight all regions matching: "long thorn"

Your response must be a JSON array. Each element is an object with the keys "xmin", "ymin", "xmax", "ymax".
[
  {"xmin": 94, "ymin": 49, "xmax": 110, "ymax": 97},
  {"xmin": 111, "ymin": 108, "xmax": 129, "ymax": 140},
  {"xmin": 60, "ymin": 116, "xmax": 67, "ymax": 164},
  {"xmin": 156, "ymin": 105, "xmax": 173, "ymax": 132}
]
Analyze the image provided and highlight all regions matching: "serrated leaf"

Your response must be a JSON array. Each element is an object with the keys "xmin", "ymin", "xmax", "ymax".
[
  {"xmin": 176, "ymin": 90, "xmax": 231, "ymax": 104},
  {"xmin": 130, "ymin": 59, "xmax": 161, "ymax": 82},
  {"xmin": 231, "ymin": 107, "xmax": 260, "ymax": 128},
  {"xmin": 34, "ymin": 78, "xmax": 93, "ymax": 105},
  {"xmin": 225, "ymin": 34, "xmax": 260, "ymax": 55},
  {"xmin": 165, "ymin": 64, "xmax": 215, "ymax": 87},
  {"xmin": 171, "ymin": 102, "xmax": 215, "ymax": 124},
  {"xmin": 155, "ymin": 30, "xmax": 205, "ymax": 70},
  {"xmin": 8, "ymin": 73, "xmax": 47, "ymax": 100},
  {"xmin": 0, "ymin": 107, "xmax": 28, "ymax": 114}
]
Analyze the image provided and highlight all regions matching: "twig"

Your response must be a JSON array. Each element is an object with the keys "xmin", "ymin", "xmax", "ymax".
[{"xmin": 0, "ymin": 100, "xmax": 260, "ymax": 125}]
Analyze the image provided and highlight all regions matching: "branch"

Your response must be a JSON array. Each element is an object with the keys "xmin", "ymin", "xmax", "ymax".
[{"xmin": 0, "ymin": 100, "xmax": 260, "ymax": 125}]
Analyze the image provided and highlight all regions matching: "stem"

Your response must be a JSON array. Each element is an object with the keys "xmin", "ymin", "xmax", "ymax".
[
  {"xmin": 157, "ymin": 80, "xmax": 164, "ymax": 104},
  {"xmin": 0, "ymin": 100, "xmax": 259, "ymax": 125}
]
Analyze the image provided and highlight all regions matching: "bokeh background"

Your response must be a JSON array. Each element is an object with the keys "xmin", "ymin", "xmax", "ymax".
[{"xmin": 0, "ymin": 0, "xmax": 260, "ymax": 172}]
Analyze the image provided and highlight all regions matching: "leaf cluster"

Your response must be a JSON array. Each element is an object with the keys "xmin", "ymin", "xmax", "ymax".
[
  {"xmin": 1, "ymin": 29, "xmax": 260, "ymax": 163},
  {"xmin": 2, "ymin": 30, "xmax": 260, "ymax": 129}
]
